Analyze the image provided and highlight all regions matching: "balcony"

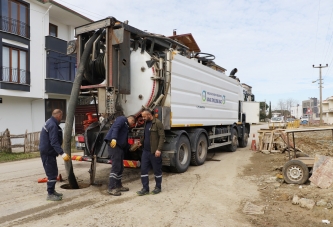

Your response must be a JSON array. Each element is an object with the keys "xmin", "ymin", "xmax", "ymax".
[
  {"xmin": 0, "ymin": 16, "xmax": 30, "ymax": 39},
  {"xmin": 0, "ymin": 66, "xmax": 30, "ymax": 91},
  {"xmin": 45, "ymin": 50, "xmax": 76, "ymax": 95}
]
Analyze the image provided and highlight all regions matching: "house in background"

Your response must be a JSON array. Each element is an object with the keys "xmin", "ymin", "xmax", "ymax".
[
  {"xmin": 302, "ymin": 97, "xmax": 318, "ymax": 120},
  {"xmin": 0, "ymin": 0, "xmax": 92, "ymax": 135},
  {"xmin": 290, "ymin": 105, "xmax": 302, "ymax": 119},
  {"xmin": 319, "ymin": 97, "xmax": 333, "ymax": 124}
]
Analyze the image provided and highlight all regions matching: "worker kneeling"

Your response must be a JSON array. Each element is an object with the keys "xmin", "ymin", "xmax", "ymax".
[{"xmin": 104, "ymin": 115, "xmax": 136, "ymax": 196}]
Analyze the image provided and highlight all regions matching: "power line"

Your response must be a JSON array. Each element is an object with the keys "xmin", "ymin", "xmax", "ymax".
[
  {"xmin": 322, "ymin": 4, "xmax": 333, "ymax": 63},
  {"xmin": 55, "ymin": 0, "xmax": 105, "ymax": 19},
  {"xmin": 313, "ymin": 0, "xmax": 321, "ymax": 65}
]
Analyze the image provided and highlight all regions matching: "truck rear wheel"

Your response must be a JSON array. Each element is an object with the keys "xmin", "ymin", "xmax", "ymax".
[
  {"xmin": 238, "ymin": 128, "xmax": 249, "ymax": 148},
  {"xmin": 226, "ymin": 128, "xmax": 238, "ymax": 152},
  {"xmin": 170, "ymin": 135, "xmax": 191, "ymax": 173},
  {"xmin": 190, "ymin": 134, "xmax": 208, "ymax": 166}
]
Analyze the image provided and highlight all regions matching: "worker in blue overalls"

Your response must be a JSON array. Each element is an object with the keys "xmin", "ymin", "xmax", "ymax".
[
  {"xmin": 104, "ymin": 115, "xmax": 136, "ymax": 196},
  {"xmin": 39, "ymin": 109, "xmax": 70, "ymax": 201}
]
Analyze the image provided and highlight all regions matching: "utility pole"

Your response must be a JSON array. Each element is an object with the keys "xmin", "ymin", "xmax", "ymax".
[{"xmin": 312, "ymin": 64, "xmax": 328, "ymax": 126}]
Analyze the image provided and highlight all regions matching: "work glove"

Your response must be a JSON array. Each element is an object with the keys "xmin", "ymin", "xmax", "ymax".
[
  {"xmin": 62, "ymin": 153, "xmax": 70, "ymax": 161},
  {"xmin": 110, "ymin": 139, "xmax": 117, "ymax": 148}
]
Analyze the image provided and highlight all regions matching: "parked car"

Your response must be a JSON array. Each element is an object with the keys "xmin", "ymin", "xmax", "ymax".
[
  {"xmin": 270, "ymin": 116, "xmax": 285, "ymax": 123},
  {"xmin": 300, "ymin": 120, "xmax": 308, "ymax": 125},
  {"xmin": 286, "ymin": 118, "xmax": 295, "ymax": 123}
]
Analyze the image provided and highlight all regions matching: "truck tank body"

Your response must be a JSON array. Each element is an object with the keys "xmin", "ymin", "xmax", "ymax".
[
  {"xmin": 119, "ymin": 48, "xmax": 159, "ymax": 116},
  {"xmin": 170, "ymin": 54, "xmax": 242, "ymax": 127}
]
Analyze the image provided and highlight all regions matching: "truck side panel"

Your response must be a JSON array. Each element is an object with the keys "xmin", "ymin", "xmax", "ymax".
[{"xmin": 170, "ymin": 54, "xmax": 241, "ymax": 126}]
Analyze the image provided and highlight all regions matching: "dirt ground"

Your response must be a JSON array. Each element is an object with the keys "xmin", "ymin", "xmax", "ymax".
[
  {"xmin": 2, "ymin": 124, "xmax": 332, "ymax": 227},
  {"xmin": 242, "ymin": 126, "xmax": 333, "ymax": 227},
  {"xmin": 0, "ymin": 136, "xmax": 259, "ymax": 227}
]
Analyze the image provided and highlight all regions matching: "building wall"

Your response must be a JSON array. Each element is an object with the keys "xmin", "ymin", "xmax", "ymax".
[
  {"xmin": 49, "ymin": 19, "xmax": 75, "ymax": 41},
  {"xmin": 0, "ymin": 1, "xmax": 91, "ymax": 138},
  {"xmin": 290, "ymin": 106, "xmax": 302, "ymax": 119},
  {"xmin": 31, "ymin": 99, "xmax": 45, "ymax": 132},
  {"xmin": 0, "ymin": 96, "xmax": 33, "ymax": 134}
]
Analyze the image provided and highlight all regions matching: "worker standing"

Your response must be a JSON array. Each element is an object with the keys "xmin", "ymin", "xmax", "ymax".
[
  {"xmin": 39, "ymin": 109, "xmax": 70, "ymax": 201},
  {"xmin": 137, "ymin": 109, "xmax": 165, "ymax": 196},
  {"xmin": 104, "ymin": 115, "xmax": 136, "ymax": 196}
]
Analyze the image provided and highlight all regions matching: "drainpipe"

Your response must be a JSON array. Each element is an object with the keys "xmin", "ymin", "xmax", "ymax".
[{"xmin": 41, "ymin": 5, "xmax": 52, "ymax": 99}]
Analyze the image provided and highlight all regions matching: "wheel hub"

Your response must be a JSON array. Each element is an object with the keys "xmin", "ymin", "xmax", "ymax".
[
  {"xmin": 178, "ymin": 144, "xmax": 188, "ymax": 165},
  {"xmin": 288, "ymin": 166, "xmax": 303, "ymax": 180}
]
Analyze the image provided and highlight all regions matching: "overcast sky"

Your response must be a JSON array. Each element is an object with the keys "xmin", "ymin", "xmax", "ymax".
[{"xmin": 56, "ymin": 0, "xmax": 333, "ymax": 109}]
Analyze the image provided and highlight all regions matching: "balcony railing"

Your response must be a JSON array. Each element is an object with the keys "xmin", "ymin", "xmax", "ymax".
[
  {"xmin": 46, "ymin": 50, "xmax": 76, "ymax": 82},
  {"xmin": 0, "ymin": 16, "xmax": 30, "ymax": 39},
  {"xmin": 1, "ymin": 66, "xmax": 30, "ymax": 85}
]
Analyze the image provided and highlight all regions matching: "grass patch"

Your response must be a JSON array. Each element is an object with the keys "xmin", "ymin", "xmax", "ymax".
[{"xmin": 0, "ymin": 152, "xmax": 40, "ymax": 163}]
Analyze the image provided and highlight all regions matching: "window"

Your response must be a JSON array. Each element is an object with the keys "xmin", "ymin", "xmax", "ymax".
[
  {"xmin": 45, "ymin": 99, "xmax": 66, "ymax": 123},
  {"xmin": 2, "ymin": 46, "xmax": 27, "ymax": 83},
  {"xmin": 1, "ymin": 0, "xmax": 29, "ymax": 38},
  {"xmin": 49, "ymin": 23, "xmax": 57, "ymax": 37}
]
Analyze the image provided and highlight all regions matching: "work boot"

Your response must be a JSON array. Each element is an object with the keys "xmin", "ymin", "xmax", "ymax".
[
  {"xmin": 136, "ymin": 188, "xmax": 149, "ymax": 196},
  {"xmin": 151, "ymin": 187, "xmax": 161, "ymax": 195},
  {"xmin": 107, "ymin": 188, "xmax": 121, "ymax": 196},
  {"xmin": 47, "ymin": 194, "xmax": 62, "ymax": 201},
  {"xmin": 117, "ymin": 185, "xmax": 129, "ymax": 192},
  {"xmin": 53, "ymin": 191, "xmax": 63, "ymax": 197}
]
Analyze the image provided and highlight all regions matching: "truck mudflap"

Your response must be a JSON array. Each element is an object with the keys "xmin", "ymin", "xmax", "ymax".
[
  {"xmin": 161, "ymin": 150, "xmax": 176, "ymax": 166},
  {"xmin": 160, "ymin": 130, "xmax": 189, "ymax": 171},
  {"xmin": 71, "ymin": 155, "xmax": 141, "ymax": 168}
]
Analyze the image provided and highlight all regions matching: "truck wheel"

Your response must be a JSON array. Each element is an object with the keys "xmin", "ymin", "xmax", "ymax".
[
  {"xmin": 238, "ymin": 128, "xmax": 249, "ymax": 148},
  {"xmin": 190, "ymin": 134, "xmax": 208, "ymax": 166},
  {"xmin": 170, "ymin": 135, "xmax": 191, "ymax": 173},
  {"xmin": 226, "ymin": 128, "xmax": 238, "ymax": 152},
  {"xmin": 282, "ymin": 160, "xmax": 309, "ymax": 184}
]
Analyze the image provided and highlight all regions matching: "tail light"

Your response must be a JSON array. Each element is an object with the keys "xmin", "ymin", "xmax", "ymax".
[
  {"xmin": 128, "ymin": 138, "xmax": 134, "ymax": 145},
  {"xmin": 77, "ymin": 135, "xmax": 85, "ymax": 143}
]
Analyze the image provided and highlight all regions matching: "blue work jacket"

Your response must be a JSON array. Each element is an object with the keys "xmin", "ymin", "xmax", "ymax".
[
  {"xmin": 39, "ymin": 116, "xmax": 64, "ymax": 156},
  {"xmin": 104, "ymin": 116, "xmax": 129, "ymax": 149}
]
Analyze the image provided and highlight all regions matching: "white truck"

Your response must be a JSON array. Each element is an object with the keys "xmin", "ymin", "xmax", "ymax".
[
  {"xmin": 242, "ymin": 102, "xmax": 260, "ymax": 124},
  {"xmin": 72, "ymin": 17, "xmax": 250, "ymax": 175}
]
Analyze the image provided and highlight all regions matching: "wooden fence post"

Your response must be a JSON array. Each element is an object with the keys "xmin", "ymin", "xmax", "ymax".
[
  {"xmin": 5, "ymin": 129, "xmax": 12, "ymax": 153},
  {"xmin": 24, "ymin": 130, "xmax": 27, "ymax": 153}
]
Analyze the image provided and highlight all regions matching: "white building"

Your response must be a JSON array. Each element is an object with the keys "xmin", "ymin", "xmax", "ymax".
[
  {"xmin": 290, "ymin": 105, "xmax": 302, "ymax": 119},
  {"xmin": 0, "ymin": 0, "xmax": 92, "ymax": 135},
  {"xmin": 319, "ymin": 97, "xmax": 333, "ymax": 124}
]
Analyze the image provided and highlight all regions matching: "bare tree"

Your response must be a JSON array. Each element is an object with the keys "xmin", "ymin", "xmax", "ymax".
[
  {"xmin": 286, "ymin": 98, "xmax": 296, "ymax": 116},
  {"xmin": 277, "ymin": 99, "xmax": 286, "ymax": 116}
]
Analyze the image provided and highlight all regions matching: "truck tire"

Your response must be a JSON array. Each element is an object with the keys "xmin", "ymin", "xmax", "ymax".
[
  {"xmin": 190, "ymin": 134, "xmax": 208, "ymax": 166},
  {"xmin": 282, "ymin": 160, "xmax": 309, "ymax": 184},
  {"xmin": 238, "ymin": 128, "xmax": 249, "ymax": 148},
  {"xmin": 226, "ymin": 128, "xmax": 238, "ymax": 152},
  {"xmin": 170, "ymin": 135, "xmax": 191, "ymax": 173}
]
